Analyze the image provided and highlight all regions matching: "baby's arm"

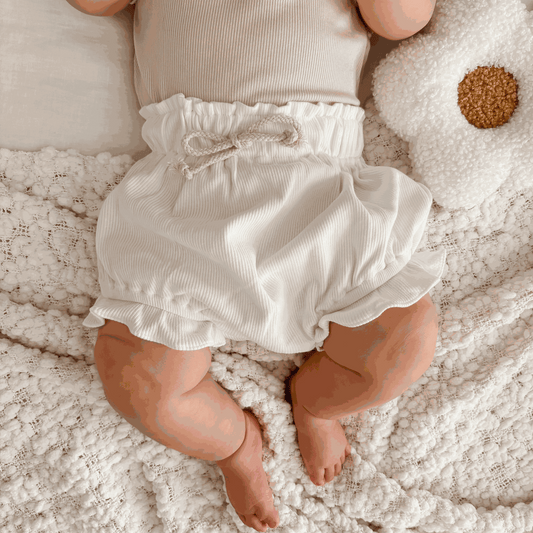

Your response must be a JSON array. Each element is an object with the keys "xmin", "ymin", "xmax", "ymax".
[{"xmin": 65, "ymin": 0, "xmax": 132, "ymax": 17}]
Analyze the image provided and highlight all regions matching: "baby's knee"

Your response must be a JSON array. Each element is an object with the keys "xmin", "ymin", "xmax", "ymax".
[
  {"xmin": 413, "ymin": 294, "xmax": 439, "ymax": 365},
  {"xmin": 396, "ymin": 294, "xmax": 439, "ymax": 371},
  {"xmin": 94, "ymin": 322, "xmax": 149, "ymax": 420},
  {"xmin": 93, "ymin": 320, "xmax": 212, "ymax": 423},
  {"xmin": 385, "ymin": 305, "xmax": 439, "ymax": 396},
  {"xmin": 413, "ymin": 293, "xmax": 440, "ymax": 333}
]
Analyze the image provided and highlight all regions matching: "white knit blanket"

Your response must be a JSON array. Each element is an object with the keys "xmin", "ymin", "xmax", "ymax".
[{"xmin": 1, "ymin": 96, "xmax": 533, "ymax": 533}]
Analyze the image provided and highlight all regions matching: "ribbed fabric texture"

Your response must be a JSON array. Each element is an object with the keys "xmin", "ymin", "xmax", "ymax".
[
  {"xmin": 83, "ymin": 95, "xmax": 446, "ymax": 354},
  {"xmin": 131, "ymin": 0, "xmax": 371, "ymax": 109}
]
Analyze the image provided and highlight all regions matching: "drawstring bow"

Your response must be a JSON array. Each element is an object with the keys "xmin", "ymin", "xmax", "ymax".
[{"xmin": 167, "ymin": 114, "xmax": 304, "ymax": 180}]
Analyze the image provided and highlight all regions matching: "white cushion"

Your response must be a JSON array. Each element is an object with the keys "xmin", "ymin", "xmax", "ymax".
[{"xmin": 0, "ymin": 0, "xmax": 150, "ymax": 160}]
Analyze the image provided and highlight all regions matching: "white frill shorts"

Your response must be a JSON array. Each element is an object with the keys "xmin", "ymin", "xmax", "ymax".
[{"xmin": 83, "ymin": 93, "xmax": 447, "ymax": 355}]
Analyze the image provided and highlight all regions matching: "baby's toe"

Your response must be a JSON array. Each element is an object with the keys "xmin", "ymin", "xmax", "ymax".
[
  {"xmin": 242, "ymin": 513, "xmax": 267, "ymax": 532},
  {"xmin": 324, "ymin": 465, "xmax": 336, "ymax": 483},
  {"xmin": 310, "ymin": 467, "xmax": 325, "ymax": 486},
  {"xmin": 254, "ymin": 502, "xmax": 280, "ymax": 531}
]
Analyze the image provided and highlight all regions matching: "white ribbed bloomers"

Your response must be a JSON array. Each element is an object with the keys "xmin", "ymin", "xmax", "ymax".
[{"xmin": 83, "ymin": 93, "xmax": 447, "ymax": 354}]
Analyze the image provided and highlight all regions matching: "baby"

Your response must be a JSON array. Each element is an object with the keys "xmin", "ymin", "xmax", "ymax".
[{"xmin": 70, "ymin": 0, "xmax": 443, "ymax": 531}]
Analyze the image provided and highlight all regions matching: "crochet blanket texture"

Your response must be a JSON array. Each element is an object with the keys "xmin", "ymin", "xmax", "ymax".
[{"xmin": 1, "ymin": 97, "xmax": 533, "ymax": 533}]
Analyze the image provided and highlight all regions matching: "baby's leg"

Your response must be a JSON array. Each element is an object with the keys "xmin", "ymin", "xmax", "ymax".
[
  {"xmin": 290, "ymin": 294, "xmax": 439, "ymax": 486},
  {"xmin": 94, "ymin": 320, "xmax": 279, "ymax": 532},
  {"xmin": 298, "ymin": 293, "xmax": 439, "ymax": 419}
]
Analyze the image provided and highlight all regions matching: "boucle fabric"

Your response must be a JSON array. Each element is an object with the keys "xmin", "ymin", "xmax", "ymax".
[{"xmin": 1, "ymin": 94, "xmax": 533, "ymax": 532}]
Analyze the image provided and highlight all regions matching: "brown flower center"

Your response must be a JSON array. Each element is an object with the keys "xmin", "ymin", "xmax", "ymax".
[{"xmin": 457, "ymin": 66, "xmax": 519, "ymax": 129}]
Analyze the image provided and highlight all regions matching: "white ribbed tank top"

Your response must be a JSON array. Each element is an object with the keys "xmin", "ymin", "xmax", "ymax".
[{"xmin": 130, "ymin": 0, "xmax": 371, "ymax": 109}]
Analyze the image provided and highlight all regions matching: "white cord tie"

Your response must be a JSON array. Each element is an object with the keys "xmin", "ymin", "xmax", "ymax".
[{"xmin": 167, "ymin": 114, "xmax": 304, "ymax": 180}]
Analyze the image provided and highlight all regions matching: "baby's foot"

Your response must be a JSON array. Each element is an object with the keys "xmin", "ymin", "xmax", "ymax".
[
  {"xmin": 216, "ymin": 410, "xmax": 280, "ymax": 532},
  {"xmin": 290, "ymin": 375, "xmax": 351, "ymax": 486}
]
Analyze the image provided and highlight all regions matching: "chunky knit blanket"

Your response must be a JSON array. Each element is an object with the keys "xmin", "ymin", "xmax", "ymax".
[{"xmin": 1, "ymin": 94, "xmax": 533, "ymax": 533}]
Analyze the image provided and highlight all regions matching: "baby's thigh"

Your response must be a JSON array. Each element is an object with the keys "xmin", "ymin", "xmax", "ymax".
[{"xmin": 94, "ymin": 320, "xmax": 213, "ymax": 421}]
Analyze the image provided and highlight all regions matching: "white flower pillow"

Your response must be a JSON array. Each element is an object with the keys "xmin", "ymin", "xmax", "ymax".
[
  {"xmin": 371, "ymin": 0, "xmax": 533, "ymax": 210},
  {"xmin": 0, "ymin": 0, "xmax": 149, "ymax": 160}
]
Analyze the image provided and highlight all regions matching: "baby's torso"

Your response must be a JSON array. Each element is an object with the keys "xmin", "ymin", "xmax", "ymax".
[{"xmin": 132, "ymin": 0, "xmax": 371, "ymax": 109}]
